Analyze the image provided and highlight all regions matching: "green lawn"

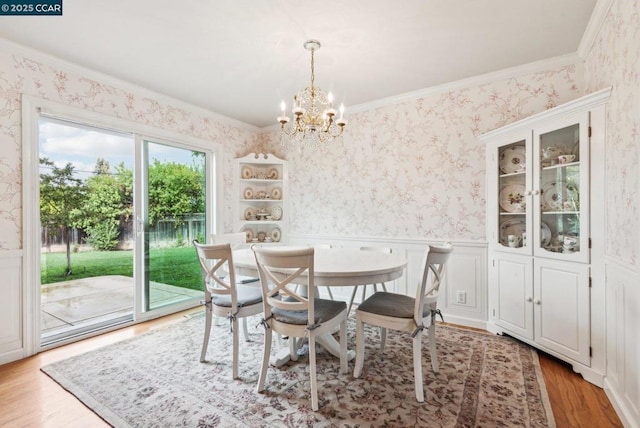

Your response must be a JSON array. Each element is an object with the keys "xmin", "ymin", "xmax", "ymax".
[{"xmin": 41, "ymin": 247, "xmax": 203, "ymax": 290}]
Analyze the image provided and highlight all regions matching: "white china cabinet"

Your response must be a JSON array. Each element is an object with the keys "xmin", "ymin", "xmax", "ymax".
[
  {"xmin": 481, "ymin": 89, "xmax": 610, "ymax": 385},
  {"xmin": 233, "ymin": 153, "xmax": 288, "ymax": 245}
]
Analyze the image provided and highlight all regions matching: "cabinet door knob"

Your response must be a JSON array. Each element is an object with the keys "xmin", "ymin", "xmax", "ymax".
[
  {"xmin": 533, "ymin": 189, "xmax": 540, "ymax": 195},
  {"xmin": 534, "ymin": 299, "xmax": 541, "ymax": 305},
  {"xmin": 526, "ymin": 296, "xmax": 533, "ymax": 302},
  {"xmin": 526, "ymin": 190, "xmax": 533, "ymax": 196}
]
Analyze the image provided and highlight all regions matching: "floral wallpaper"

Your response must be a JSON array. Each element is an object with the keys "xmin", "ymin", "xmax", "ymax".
[
  {"xmin": 263, "ymin": 67, "xmax": 582, "ymax": 241},
  {"xmin": 584, "ymin": 0, "xmax": 640, "ymax": 266},
  {"xmin": 0, "ymin": 44, "xmax": 258, "ymax": 251}
]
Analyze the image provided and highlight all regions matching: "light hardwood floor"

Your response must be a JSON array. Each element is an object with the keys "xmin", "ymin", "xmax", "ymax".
[{"xmin": 0, "ymin": 310, "xmax": 623, "ymax": 427}]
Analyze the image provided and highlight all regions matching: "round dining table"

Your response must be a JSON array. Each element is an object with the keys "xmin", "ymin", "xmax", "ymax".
[{"xmin": 232, "ymin": 246, "xmax": 407, "ymax": 363}]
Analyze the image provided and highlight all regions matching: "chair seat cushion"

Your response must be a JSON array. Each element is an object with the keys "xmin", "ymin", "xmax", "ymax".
[
  {"xmin": 357, "ymin": 292, "xmax": 428, "ymax": 318},
  {"xmin": 212, "ymin": 284, "xmax": 262, "ymax": 307},
  {"xmin": 272, "ymin": 298, "xmax": 346, "ymax": 325}
]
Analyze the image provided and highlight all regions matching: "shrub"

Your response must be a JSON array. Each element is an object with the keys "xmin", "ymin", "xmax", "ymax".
[{"xmin": 85, "ymin": 221, "xmax": 120, "ymax": 251}]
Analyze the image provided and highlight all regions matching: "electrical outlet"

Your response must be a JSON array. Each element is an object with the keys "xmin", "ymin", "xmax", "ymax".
[{"xmin": 456, "ymin": 291, "xmax": 466, "ymax": 304}]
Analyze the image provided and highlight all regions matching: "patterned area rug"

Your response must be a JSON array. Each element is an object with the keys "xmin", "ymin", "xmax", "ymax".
[{"xmin": 42, "ymin": 313, "xmax": 555, "ymax": 427}]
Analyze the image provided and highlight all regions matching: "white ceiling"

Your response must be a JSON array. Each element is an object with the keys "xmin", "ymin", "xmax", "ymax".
[{"xmin": 0, "ymin": 0, "xmax": 598, "ymax": 128}]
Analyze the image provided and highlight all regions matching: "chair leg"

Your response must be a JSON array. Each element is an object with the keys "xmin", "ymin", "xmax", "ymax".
[
  {"xmin": 347, "ymin": 286, "xmax": 359, "ymax": 314},
  {"xmin": 380, "ymin": 327, "xmax": 387, "ymax": 352},
  {"xmin": 413, "ymin": 329, "xmax": 425, "ymax": 402},
  {"xmin": 354, "ymin": 316, "xmax": 365, "ymax": 378},
  {"xmin": 340, "ymin": 319, "xmax": 348, "ymax": 374},
  {"xmin": 242, "ymin": 318, "xmax": 250, "ymax": 342},
  {"xmin": 289, "ymin": 337, "xmax": 299, "ymax": 361},
  {"xmin": 381, "ymin": 282, "xmax": 387, "ymax": 292},
  {"xmin": 200, "ymin": 304, "xmax": 212, "ymax": 362},
  {"xmin": 309, "ymin": 335, "xmax": 319, "ymax": 411},
  {"xmin": 232, "ymin": 318, "xmax": 239, "ymax": 379},
  {"xmin": 428, "ymin": 318, "xmax": 439, "ymax": 373},
  {"xmin": 256, "ymin": 326, "xmax": 272, "ymax": 393}
]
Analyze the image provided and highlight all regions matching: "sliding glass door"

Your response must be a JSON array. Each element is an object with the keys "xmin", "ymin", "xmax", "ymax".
[
  {"xmin": 39, "ymin": 117, "xmax": 136, "ymax": 344},
  {"xmin": 36, "ymin": 113, "xmax": 212, "ymax": 346},
  {"xmin": 140, "ymin": 139, "xmax": 207, "ymax": 312}
]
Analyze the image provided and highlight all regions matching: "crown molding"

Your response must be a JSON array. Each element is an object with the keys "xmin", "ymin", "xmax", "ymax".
[
  {"xmin": 334, "ymin": 53, "xmax": 583, "ymax": 117},
  {"xmin": 0, "ymin": 37, "xmax": 259, "ymax": 133},
  {"xmin": 577, "ymin": 0, "xmax": 615, "ymax": 60}
]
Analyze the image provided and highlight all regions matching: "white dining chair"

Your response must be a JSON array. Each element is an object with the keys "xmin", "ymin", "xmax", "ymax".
[
  {"xmin": 252, "ymin": 246, "xmax": 348, "ymax": 411},
  {"xmin": 346, "ymin": 247, "xmax": 392, "ymax": 314},
  {"xmin": 307, "ymin": 243, "xmax": 335, "ymax": 300},
  {"xmin": 193, "ymin": 240, "xmax": 263, "ymax": 379},
  {"xmin": 353, "ymin": 242, "xmax": 453, "ymax": 402}
]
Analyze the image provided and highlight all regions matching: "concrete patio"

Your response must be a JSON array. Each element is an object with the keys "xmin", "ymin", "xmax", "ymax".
[{"xmin": 41, "ymin": 275, "xmax": 202, "ymax": 341}]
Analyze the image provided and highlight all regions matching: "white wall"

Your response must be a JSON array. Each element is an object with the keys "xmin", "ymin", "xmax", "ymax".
[{"xmin": 583, "ymin": 0, "xmax": 640, "ymax": 425}]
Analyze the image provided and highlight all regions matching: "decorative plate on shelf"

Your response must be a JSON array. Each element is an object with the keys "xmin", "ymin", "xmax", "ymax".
[
  {"xmin": 270, "ymin": 187, "xmax": 282, "ymax": 200},
  {"xmin": 499, "ymin": 145, "xmax": 526, "ymax": 174},
  {"xmin": 257, "ymin": 231, "xmax": 267, "ymax": 242},
  {"xmin": 499, "ymin": 184, "xmax": 526, "ymax": 212},
  {"xmin": 243, "ymin": 188, "xmax": 253, "ymax": 199},
  {"xmin": 541, "ymin": 180, "xmax": 579, "ymax": 211},
  {"xmin": 267, "ymin": 168, "xmax": 279, "ymax": 180},
  {"xmin": 242, "ymin": 227, "xmax": 254, "ymax": 242},
  {"xmin": 241, "ymin": 165, "xmax": 253, "ymax": 179},
  {"xmin": 270, "ymin": 205, "xmax": 283, "ymax": 220},
  {"xmin": 499, "ymin": 218, "xmax": 526, "ymax": 246},
  {"xmin": 271, "ymin": 227, "xmax": 281, "ymax": 242},
  {"xmin": 244, "ymin": 207, "xmax": 256, "ymax": 220},
  {"xmin": 540, "ymin": 222, "xmax": 552, "ymax": 247}
]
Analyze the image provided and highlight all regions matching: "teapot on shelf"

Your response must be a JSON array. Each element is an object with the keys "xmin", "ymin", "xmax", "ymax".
[{"xmin": 541, "ymin": 146, "xmax": 563, "ymax": 160}]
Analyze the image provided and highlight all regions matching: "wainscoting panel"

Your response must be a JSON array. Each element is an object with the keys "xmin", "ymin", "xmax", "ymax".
[
  {"xmin": 0, "ymin": 252, "xmax": 23, "ymax": 365},
  {"xmin": 288, "ymin": 234, "xmax": 488, "ymax": 329},
  {"xmin": 604, "ymin": 258, "xmax": 640, "ymax": 428}
]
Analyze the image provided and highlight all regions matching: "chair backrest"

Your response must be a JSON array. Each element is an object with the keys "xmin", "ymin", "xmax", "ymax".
[
  {"xmin": 212, "ymin": 232, "xmax": 246, "ymax": 248},
  {"xmin": 252, "ymin": 246, "xmax": 315, "ymax": 323},
  {"xmin": 193, "ymin": 240, "xmax": 238, "ymax": 306},
  {"xmin": 414, "ymin": 243, "xmax": 453, "ymax": 320}
]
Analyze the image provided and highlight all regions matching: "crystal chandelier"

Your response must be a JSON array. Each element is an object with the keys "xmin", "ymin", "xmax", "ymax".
[{"xmin": 278, "ymin": 39, "xmax": 347, "ymax": 147}]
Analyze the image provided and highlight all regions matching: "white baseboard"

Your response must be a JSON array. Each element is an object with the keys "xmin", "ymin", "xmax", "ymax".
[{"xmin": 605, "ymin": 377, "xmax": 640, "ymax": 428}]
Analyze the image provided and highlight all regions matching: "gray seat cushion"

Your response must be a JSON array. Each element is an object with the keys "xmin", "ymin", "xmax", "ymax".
[
  {"xmin": 212, "ymin": 284, "xmax": 262, "ymax": 307},
  {"xmin": 272, "ymin": 298, "xmax": 346, "ymax": 325},
  {"xmin": 357, "ymin": 292, "xmax": 428, "ymax": 318}
]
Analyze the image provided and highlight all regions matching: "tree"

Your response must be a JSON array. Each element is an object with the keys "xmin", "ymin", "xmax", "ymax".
[
  {"xmin": 78, "ymin": 160, "xmax": 132, "ymax": 251},
  {"xmin": 94, "ymin": 157, "xmax": 111, "ymax": 175},
  {"xmin": 147, "ymin": 160, "xmax": 205, "ymax": 226},
  {"xmin": 39, "ymin": 157, "xmax": 85, "ymax": 276}
]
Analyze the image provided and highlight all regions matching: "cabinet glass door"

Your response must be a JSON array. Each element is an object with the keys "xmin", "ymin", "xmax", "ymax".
[
  {"xmin": 496, "ymin": 137, "xmax": 530, "ymax": 252},
  {"xmin": 534, "ymin": 115, "xmax": 589, "ymax": 263}
]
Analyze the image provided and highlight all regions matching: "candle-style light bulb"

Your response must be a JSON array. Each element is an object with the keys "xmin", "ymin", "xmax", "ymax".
[
  {"xmin": 278, "ymin": 100, "xmax": 290, "ymax": 124},
  {"xmin": 327, "ymin": 92, "xmax": 334, "ymax": 107},
  {"xmin": 339, "ymin": 103, "xmax": 345, "ymax": 119}
]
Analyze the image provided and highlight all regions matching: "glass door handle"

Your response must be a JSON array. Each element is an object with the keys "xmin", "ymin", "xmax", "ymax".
[{"xmin": 136, "ymin": 216, "xmax": 144, "ymax": 237}]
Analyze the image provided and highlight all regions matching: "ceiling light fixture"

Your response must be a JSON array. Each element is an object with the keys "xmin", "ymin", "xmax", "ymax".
[{"xmin": 278, "ymin": 39, "xmax": 347, "ymax": 147}]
